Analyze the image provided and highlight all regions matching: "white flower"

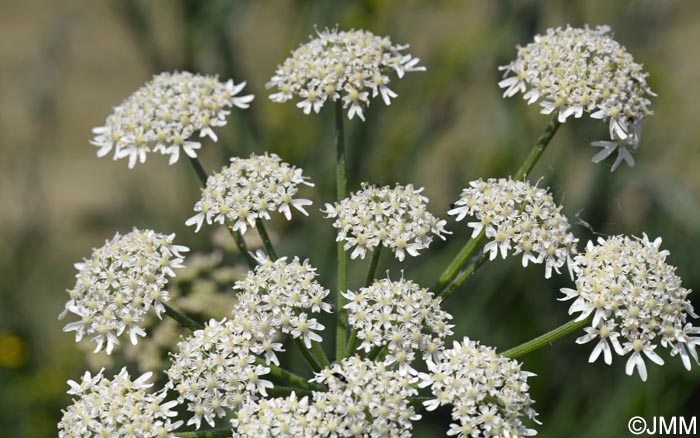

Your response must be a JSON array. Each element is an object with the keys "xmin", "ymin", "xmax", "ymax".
[
  {"xmin": 322, "ymin": 182, "xmax": 449, "ymax": 261},
  {"xmin": 343, "ymin": 277, "xmax": 453, "ymax": 373},
  {"xmin": 267, "ymin": 27, "xmax": 424, "ymax": 121},
  {"xmin": 499, "ymin": 25, "xmax": 654, "ymax": 170},
  {"xmin": 59, "ymin": 368, "xmax": 182, "ymax": 437},
  {"xmin": 421, "ymin": 337, "xmax": 539, "ymax": 437},
  {"xmin": 186, "ymin": 153, "xmax": 313, "ymax": 234},
  {"xmin": 59, "ymin": 228, "xmax": 188, "ymax": 354},
  {"xmin": 167, "ymin": 318, "xmax": 273, "ymax": 429},
  {"xmin": 91, "ymin": 71, "xmax": 253, "ymax": 168},
  {"xmin": 563, "ymin": 234, "xmax": 699, "ymax": 381},
  {"xmin": 231, "ymin": 253, "xmax": 332, "ymax": 365},
  {"xmin": 448, "ymin": 178, "xmax": 577, "ymax": 278}
]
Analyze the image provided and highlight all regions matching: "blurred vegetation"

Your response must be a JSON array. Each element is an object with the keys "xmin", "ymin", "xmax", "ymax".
[{"xmin": 1, "ymin": 1, "xmax": 700, "ymax": 437}]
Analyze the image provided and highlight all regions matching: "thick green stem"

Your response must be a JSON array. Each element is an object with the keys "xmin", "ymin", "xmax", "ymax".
[
  {"xmin": 255, "ymin": 220, "xmax": 277, "ymax": 260},
  {"xmin": 335, "ymin": 99, "xmax": 348, "ymax": 360},
  {"xmin": 501, "ymin": 316, "xmax": 591, "ymax": 359},
  {"xmin": 438, "ymin": 253, "xmax": 488, "ymax": 300},
  {"xmin": 408, "ymin": 396, "xmax": 433, "ymax": 409},
  {"xmin": 365, "ymin": 246, "xmax": 382, "ymax": 287},
  {"xmin": 267, "ymin": 386, "xmax": 312, "ymax": 398},
  {"xmin": 185, "ymin": 156, "xmax": 256, "ymax": 270},
  {"xmin": 254, "ymin": 357, "xmax": 325, "ymax": 392},
  {"xmin": 294, "ymin": 338, "xmax": 322, "ymax": 373},
  {"xmin": 513, "ymin": 116, "xmax": 561, "ymax": 180},
  {"xmin": 176, "ymin": 428, "xmax": 231, "ymax": 438},
  {"xmin": 432, "ymin": 116, "xmax": 561, "ymax": 296},
  {"xmin": 345, "ymin": 329, "xmax": 359, "ymax": 358},
  {"xmin": 163, "ymin": 303, "xmax": 203, "ymax": 331}
]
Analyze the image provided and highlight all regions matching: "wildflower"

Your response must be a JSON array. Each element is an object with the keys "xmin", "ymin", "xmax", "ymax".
[
  {"xmin": 343, "ymin": 277, "xmax": 453, "ymax": 373},
  {"xmin": 562, "ymin": 234, "xmax": 700, "ymax": 381},
  {"xmin": 186, "ymin": 153, "xmax": 313, "ymax": 234},
  {"xmin": 58, "ymin": 368, "xmax": 181, "ymax": 437},
  {"xmin": 233, "ymin": 357, "xmax": 420, "ymax": 437},
  {"xmin": 499, "ymin": 25, "xmax": 655, "ymax": 170},
  {"xmin": 91, "ymin": 71, "xmax": 253, "ymax": 168},
  {"xmin": 448, "ymin": 178, "xmax": 577, "ymax": 278},
  {"xmin": 166, "ymin": 318, "xmax": 273, "ymax": 429},
  {"xmin": 267, "ymin": 27, "xmax": 425, "ymax": 121},
  {"xmin": 59, "ymin": 228, "xmax": 188, "ymax": 354},
  {"xmin": 231, "ymin": 252, "xmax": 332, "ymax": 365},
  {"xmin": 322, "ymin": 183, "xmax": 449, "ymax": 261},
  {"xmin": 421, "ymin": 337, "xmax": 539, "ymax": 437}
]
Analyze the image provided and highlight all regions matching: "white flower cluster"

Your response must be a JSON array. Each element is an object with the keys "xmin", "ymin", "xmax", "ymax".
[
  {"xmin": 231, "ymin": 252, "xmax": 332, "ymax": 365},
  {"xmin": 499, "ymin": 25, "xmax": 655, "ymax": 170},
  {"xmin": 266, "ymin": 27, "xmax": 425, "ymax": 121},
  {"xmin": 343, "ymin": 277, "xmax": 453, "ymax": 373},
  {"xmin": 322, "ymin": 183, "xmax": 449, "ymax": 261},
  {"xmin": 186, "ymin": 153, "xmax": 313, "ymax": 234},
  {"xmin": 91, "ymin": 71, "xmax": 253, "ymax": 168},
  {"xmin": 448, "ymin": 178, "xmax": 577, "ymax": 278},
  {"xmin": 166, "ymin": 318, "xmax": 273, "ymax": 429},
  {"xmin": 561, "ymin": 235, "xmax": 700, "ymax": 381},
  {"xmin": 421, "ymin": 337, "xmax": 539, "ymax": 438},
  {"xmin": 59, "ymin": 368, "xmax": 181, "ymax": 438},
  {"xmin": 232, "ymin": 356, "xmax": 421, "ymax": 437},
  {"xmin": 59, "ymin": 228, "xmax": 188, "ymax": 354}
]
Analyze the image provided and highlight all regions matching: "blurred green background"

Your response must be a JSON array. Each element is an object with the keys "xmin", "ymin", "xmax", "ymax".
[{"xmin": 1, "ymin": 0, "xmax": 700, "ymax": 437}]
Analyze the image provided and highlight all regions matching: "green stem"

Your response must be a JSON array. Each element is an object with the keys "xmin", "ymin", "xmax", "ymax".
[
  {"xmin": 432, "ymin": 230, "xmax": 485, "ymax": 294},
  {"xmin": 408, "ymin": 396, "xmax": 433, "ymax": 409},
  {"xmin": 185, "ymin": 156, "xmax": 256, "ymax": 270},
  {"xmin": 335, "ymin": 99, "xmax": 348, "ymax": 361},
  {"xmin": 176, "ymin": 428, "xmax": 231, "ymax": 438},
  {"xmin": 367, "ymin": 345, "xmax": 386, "ymax": 362},
  {"xmin": 187, "ymin": 155, "xmax": 209, "ymax": 186},
  {"xmin": 311, "ymin": 341, "xmax": 330, "ymax": 368},
  {"xmin": 267, "ymin": 386, "xmax": 312, "ymax": 398},
  {"xmin": 513, "ymin": 116, "xmax": 561, "ymax": 180},
  {"xmin": 226, "ymin": 225, "xmax": 257, "ymax": 270},
  {"xmin": 345, "ymin": 329, "xmax": 359, "ymax": 358},
  {"xmin": 438, "ymin": 253, "xmax": 488, "ymax": 300},
  {"xmin": 432, "ymin": 116, "xmax": 561, "ymax": 295},
  {"xmin": 255, "ymin": 220, "xmax": 277, "ymax": 260},
  {"xmin": 501, "ymin": 316, "xmax": 591, "ymax": 359},
  {"xmin": 163, "ymin": 303, "xmax": 203, "ymax": 331},
  {"xmin": 254, "ymin": 357, "xmax": 325, "ymax": 392},
  {"xmin": 365, "ymin": 246, "xmax": 382, "ymax": 287},
  {"xmin": 294, "ymin": 338, "xmax": 322, "ymax": 373}
]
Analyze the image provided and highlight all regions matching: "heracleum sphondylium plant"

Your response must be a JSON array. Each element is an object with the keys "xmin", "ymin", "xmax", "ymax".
[{"xmin": 58, "ymin": 24, "xmax": 700, "ymax": 438}]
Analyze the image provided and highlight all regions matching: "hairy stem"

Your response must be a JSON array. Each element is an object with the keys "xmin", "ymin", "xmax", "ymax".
[
  {"xmin": 255, "ymin": 219, "xmax": 277, "ymax": 260},
  {"xmin": 335, "ymin": 99, "xmax": 348, "ymax": 360},
  {"xmin": 501, "ymin": 316, "xmax": 591, "ymax": 359},
  {"xmin": 514, "ymin": 116, "xmax": 561, "ymax": 180},
  {"xmin": 438, "ymin": 253, "xmax": 488, "ymax": 300}
]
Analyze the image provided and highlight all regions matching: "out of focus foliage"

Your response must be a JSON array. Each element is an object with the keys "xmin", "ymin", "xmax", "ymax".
[{"xmin": 1, "ymin": 1, "xmax": 699, "ymax": 437}]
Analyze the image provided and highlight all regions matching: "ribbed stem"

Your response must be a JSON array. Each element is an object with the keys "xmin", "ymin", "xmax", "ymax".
[
  {"xmin": 255, "ymin": 220, "xmax": 277, "ymax": 260},
  {"xmin": 514, "ymin": 116, "xmax": 561, "ymax": 180},
  {"xmin": 335, "ymin": 99, "xmax": 348, "ymax": 360},
  {"xmin": 501, "ymin": 316, "xmax": 591, "ymax": 359},
  {"xmin": 365, "ymin": 246, "xmax": 382, "ymax": 287},
  {"xmin": 432, "ymin": 230, "xmax": 484, "ymax": 294},
  {"xmin": 311, "ymin": 341, "xmax": 330, "ymax": 368}
]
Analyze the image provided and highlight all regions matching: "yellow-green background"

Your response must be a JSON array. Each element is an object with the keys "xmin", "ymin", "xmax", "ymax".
[{"xmin": 1, "ymin": 1, "xmax": 699, "ymax": 437}]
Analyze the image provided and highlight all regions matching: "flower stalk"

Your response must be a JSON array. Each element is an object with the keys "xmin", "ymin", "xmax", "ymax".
[
  {"xmin": 335, "ymin": 99, "xmax": 349, "ymax": 360},
  {"xmin": 175, "ymin": 428, "xmax": 232, "ymax": 438},
  {"xmin": 501, "ymin": 316, "xmax": 591, "ymax": 359},
  {"xmin": 365, "ymin": 245, "xmax": 382, "ymax": 287},
  {"xmin": 255, "ymin": 219, "xmax": 278, "ymax": 260}
]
